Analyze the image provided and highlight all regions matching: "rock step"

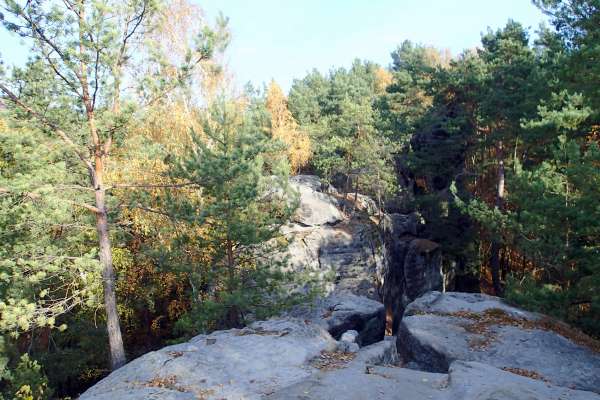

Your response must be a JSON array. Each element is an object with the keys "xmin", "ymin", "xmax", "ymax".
[{"xmin": 397, "ymin": 291, "xmax": 600, "ymax": 393}]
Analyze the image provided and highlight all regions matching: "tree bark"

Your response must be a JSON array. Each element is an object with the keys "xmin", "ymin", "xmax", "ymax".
[
  {"xmin": 490, "ymin": 141, "xmax": 505, "ymax": 296},
  {"xmin": 77, "ymin": 0, "xmax": 126, "ymax": 368},
  {"xmin": 95, "ymin": 186, "xmax": 126, "ymax": 369}
]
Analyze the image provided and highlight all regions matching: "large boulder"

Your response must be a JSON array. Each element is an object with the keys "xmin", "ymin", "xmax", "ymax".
[
  {"xmin": 279, "ymin": 176, "xmax": 385, "ymax": 300},
  {"xmin": 397, "ymin": 291, "xmax": 600, "ymax": 393},
  {"xmin": 289, "ymin": 175, "xmax": 343, "ymax": 226},
  {"xmin": 287, "ymin": 293, "xmax": 385, "ymax": 346},
  {"xmin": 80, "ymin": 318, "xmax": 337, "ymax": 400}
]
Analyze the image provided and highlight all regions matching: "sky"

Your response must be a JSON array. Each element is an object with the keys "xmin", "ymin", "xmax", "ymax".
[
  {"xmin": 198, "ymin": 0, "xmax": 548, "ymax": 92},
  {"xmin": 0, "ymin": 0, "xmax": 548, "ymax": 93}
]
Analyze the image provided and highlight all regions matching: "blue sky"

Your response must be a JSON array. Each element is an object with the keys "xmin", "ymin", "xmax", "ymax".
[
  {"xmin": 0, "ymin": 1, "xmax": 548, "ymax": 93},
  {"xmin": 199, "ymin": 0, "xmax": 548, "ymax": 91}
]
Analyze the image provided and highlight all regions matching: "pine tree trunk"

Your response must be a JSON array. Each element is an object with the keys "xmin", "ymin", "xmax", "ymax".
[
  {"xmin": 95, "ymin": 186, "xmax": 126, "ymax": 370},
  {"xmin": 77, "ymin": 1, "xmax": 126, "ymax": 366},
  {"xmin": 490, "ymin": 141, "xmax": 505, "ymax": 296}
]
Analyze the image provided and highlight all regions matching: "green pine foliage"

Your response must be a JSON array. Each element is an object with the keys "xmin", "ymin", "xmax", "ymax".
[
  {"xmin": 164, "ymin": 102, "xmax": 301, "ymax": 335},
  {"xmin": 0, "ymin": 116, "xmax": 102, "ymax": 333},
  {"xmin": 288, "ymin": 60, "xmax": 397, "ymax": 202},
  {"xmin": 0, "ymin": 0, "xmax": 599, "ymax": 396}
]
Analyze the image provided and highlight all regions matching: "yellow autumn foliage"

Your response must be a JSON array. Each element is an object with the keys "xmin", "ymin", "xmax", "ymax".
[
  {"xmin": 265, "ymin": 80, "xmax": 311, "ymax": 174},
  {"xmin": 374, "ymin": 67, "xmax": 393, "ymax": 94}
]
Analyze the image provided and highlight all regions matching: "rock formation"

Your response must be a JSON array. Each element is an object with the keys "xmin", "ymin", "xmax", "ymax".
[
  {"xmin": 381, "ymin": 212, "xmax": 443, "ymax": 334},
  {"xmin": 81, "ymin": 294, "xmax": 600, "ymax": 399},
  {"xmin": 80, "ymin": 176, "xmax": 600, "ymax": 399},
  {"xmin": 279, "ymin": 175, "xmax": 386, "ymax": 300},
  {"xmin": 397, "ymin": 291, "xmax": 600, "ymax": 393}
]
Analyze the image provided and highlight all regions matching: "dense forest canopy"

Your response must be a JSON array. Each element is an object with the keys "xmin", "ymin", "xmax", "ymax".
[{"xmin": 0, "ymin": 0, "xmax": 598, "ymax": 398}]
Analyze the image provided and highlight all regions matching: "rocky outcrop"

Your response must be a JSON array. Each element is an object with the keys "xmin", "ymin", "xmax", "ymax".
[
  {"xmin": 81, "ymin": 311, "xmax": 600, "ymax": 400},
  {"xmin": 81, "ymin": 175, "xmax": 600, "ymax": 399},
  {"xmin": 397, "ymin": 291, "xmax": 600, "ymax": 393},
  {"xmin": 287, "ymin": 292, "xmax": 385, "ymax": 346},
  {"xmin": 381, "ymin": 212, "xmax": 443, "ymax": 333},
  {"xmin": 80, "ymin": 318, "xmax": 338, "ymax": 400},
  {"xmin": 268, "ymin": 357, "xmax": 598, "ymax": 400},
  {"xmin": 279, "ymin": 176, "xmax": 385, "ymax": 300},
  {"xmin": 290, "ymin": 175, "xmax": 343, "ymax": 226}
]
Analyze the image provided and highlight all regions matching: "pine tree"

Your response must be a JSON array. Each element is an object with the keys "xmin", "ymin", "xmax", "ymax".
[
  {"xmin": 166, "ymin": 102, "xmax": 297, "ymax": 331},
  {"xmin": 0, "ymin": 0, "xmax": 228, "ymax": 369}
]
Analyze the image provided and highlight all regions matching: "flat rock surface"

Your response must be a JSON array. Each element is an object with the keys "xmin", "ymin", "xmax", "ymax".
[
  {"xmin": 398, "ymin": 291, "xmax": 600, "ymax": 393},
  {"xmin": 268, "ymin": 339, "xmax": 599, "ymax": 400},
  {"xmin": 79, "ymin": 319, "xmax": 337, "ymax": 400}
]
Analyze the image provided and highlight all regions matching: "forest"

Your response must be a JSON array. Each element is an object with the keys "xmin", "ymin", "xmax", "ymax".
[{"xmin": 0, "ymin": 0, "xmax": 598, "ymax": 398}]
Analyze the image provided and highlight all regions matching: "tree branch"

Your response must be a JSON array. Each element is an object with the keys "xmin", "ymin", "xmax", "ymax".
[
  {"xmin": 108, "ymin": 182, "xmax": 198, "ymax": 190},
  {"xmin": 0, "ymin": 82, "xmax": 95, "ymax": 179}
]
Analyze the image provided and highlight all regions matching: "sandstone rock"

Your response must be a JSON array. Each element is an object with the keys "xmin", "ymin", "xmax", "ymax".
[
  {"xmin": 383, "ymin": 212, "xmax": 419, "ymax": 237},
  {"xmin": 398, "ymin": 291, "xmax": 600, "ymax": 393},
  {"xmin": 290, "ymin": 175, "xmax": 342, "ymax": 226},
  {"xmin": 381, "ymin": 214, "xmax": 443, "ymax": 333},
  {"xmin": 268, "ymin": 340, "xmax": 599, "ymax": 400},
  {"xmin": 80, "ymin": 318, "xmax": 337, "ymax": 400},
  {"xmin": 287, "ymin": 293, "xmax": 385, "ymax": 346},
  {"xmin": 277, "ymin": 176, "xmax": 385, "ymax": 300},
  {"xmin": 445, "ymin": 361, "xmax": 599, "ymax": 400},
  {"xmin": 340, "ymin": 330, "xmax": 359, "ymax": 343},
  {"xmin": 337, "ymin": 340, "xmax": 359, "ymax": 353}
]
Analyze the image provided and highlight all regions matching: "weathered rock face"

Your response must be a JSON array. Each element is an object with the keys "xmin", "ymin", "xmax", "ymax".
[
  {"xmin": 289, "ymin": 175, "xmax": 343, "ymax": 226},
  {"xmin": 381, "ymin": 213, "xmax": 443, "ymax": 333},
  {"xmin": 287, "ymin": 292, "xmax": 385, "ymax": 346},
  {"xmin": 82, "ymin": 314, "xmax": 600, "ymax": 400},
  {"xmin": 282, "ymin": 177, "xmax": 444, "ymax": 318},
  {"xmin": 80, "ymin": 318, "xmax": 338, "ymax": 400},
  {"xmin": 397, "ymin": 291, "xmax": 600, "ymax": 394},
  {"xmin": 280, "ymin": 176, "xmax": 385, "ymax": 300},
  {"xmin": 81, "ymin": 175, "xmax": 600, "ymax": 400}
]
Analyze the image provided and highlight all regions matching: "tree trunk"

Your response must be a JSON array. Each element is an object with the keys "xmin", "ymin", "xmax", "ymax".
[
  {"xmin": 77, "ymin": 0, "xmax": 126, "ymax": 366},
  {"xmin": 95, "ymin": 187, "xmax": 126, "ymax": 370},
  {"xmin": 224, "ymin": 238, "xmax": 241, "ymax": 328},
  {"xmin": 490, "ymin": 141, "xmax": 505, "ymax": 296}
]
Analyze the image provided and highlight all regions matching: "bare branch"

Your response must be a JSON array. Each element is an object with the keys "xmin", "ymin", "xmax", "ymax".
[
  {"xmin": 108, "ymin": 182, "xmax": 198, "ymax": 190},
  {"xmin": 70, "ymin": 201, "xmax": 101, "ymax": 214}
]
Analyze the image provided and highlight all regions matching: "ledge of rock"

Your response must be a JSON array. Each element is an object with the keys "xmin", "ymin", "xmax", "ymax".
[
  {"xmin": 80, "ymin": 318, "xmax": 337, "ymax": 400},
  {"xmin": 267, "ymin": 340, "xmax": 599, "ymax": 400},
  {"xmin": 397, "ymin": 291, "xmax": 600, "ymax": 393},
  {"xmin": 278, "ymin": 175, "xmax": 385, "ymax": 300},
  {"xmin": 287, "ymin": 292, "xmax": 385, "ymax": 346}
]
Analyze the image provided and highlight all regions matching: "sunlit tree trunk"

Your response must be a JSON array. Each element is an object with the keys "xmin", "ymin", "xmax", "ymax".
[{"xmin": 490, "ymin": 141, "xmax": 505, "ymax": 296}]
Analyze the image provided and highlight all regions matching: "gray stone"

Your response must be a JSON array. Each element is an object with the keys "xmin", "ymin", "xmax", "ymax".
[
  {"xmin": 398, "ymin": 291, "xmax": 600, "ymax": 393},
  {"xmin": 289, "ymin": 175, "xmax": 323, "ymax": 192},
  {"xmin": 383, "ymin": 212, "xmax": 419, "ymax": 237},
  {"xmin": 290, "ymin": 176, "xmax": 343, "ymax": 226},
  {"xmin": 287, "ymin": 293, "xmax": 385, "ymax": 346},
  {"xmin": 337, "ymin": 341, "xmax": 359, "ymax": 353},
  {"xmin": 267, "ymin": 340, "xmax": 600, "ymax": 400},
  {"xmin": 445, "ymin": 361, "xmax": 599, "ymax": 400},
  {"xmin": 381, "ymin": 215, "xmax": 443, "ymax": 333},
  {"xmin": 340, "ymin": 330, "xmax": 359, "ymax": 343},
  {"xmin": 80, "ymin": 318, "xmax": 337, "ymax": 400},
  {"xmin": 276, "ymin": 176, "xmax": 385, "ymax": 300}
]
